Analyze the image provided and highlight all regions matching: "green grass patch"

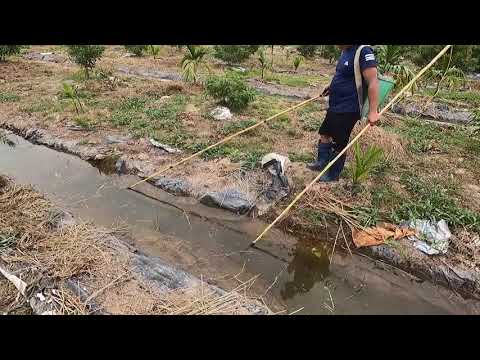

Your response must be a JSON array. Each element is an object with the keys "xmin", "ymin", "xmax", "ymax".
[
  {"xmin": 178, "ymin": 137, "xmax": 269, "ymax": 169},
  {"xmin": 73, "ymin": 116, "xmax": 96, "ymax": 130},
  {"xmin": 66, "ymin": 70, "xmax": 103, "ymax": 82},
  {"xmin": 423, "ymin": 89, "xmax": 480, "ymax": 107},
  {"xmin": 390, "ymin": 172, "xmax": 480, "ymax": 232},
  {"xmin": 300, "ymin": 115, "xmax": 322, "ymax": 132},
  {"xmin": 395, "ymin": 117, "xmax": 480, "ymax": 156},
  {"xmin": 220, "ymin": 119, "xmax": 257, "ymax": 135},
  {"xmin": 297, "ymin": 102, "xmax": 324, "ymax": 132},
  {"xmin": 0, "ymin": 230, "xmax": 18, "ymax": 251},
  {"xmin": 109, "ymin": 94, "xmax": 186, "ymax": 137},
  {"xmin": 289, "ymin": 151, "xmax": 314, "ymax": 163},
  {"xmin": 296, "ymin": 101, "xmax": 325, "ymax": 116},
  {"xmin": 249, "ymin": 95, "xmax": 290, "ymax": 119},
  {"xmin": 77, "ymin": 139, "xmax": 91, "ymax": 146},
  {"xmin": 0, "ymin": 91, "xmax": 20, "ymax": 103},
  {"xmin": 20, "ymin": 98, "xmax": 64, "ymax": 114},
  {"xmin": 268, "ymin": 114, "xmax": 291, "ymax": 130},
  {"xmin": 353, "ymin": 206, "xmax": 381, "ymax": 228},
  {"xmin": 370, "ymin": 183, "xmax": 402, "ymax": 209},
  {"xmin": 247, "ymin": 69, "xmax": 318, "ymax": 88},
  {"xmin": 297, "ymin": 208, "xmax": 326, "ymax": 228}
]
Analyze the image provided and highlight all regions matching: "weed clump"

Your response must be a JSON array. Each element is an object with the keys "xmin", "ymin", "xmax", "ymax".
[{"xmin": 205, "ymin": 72, "xmax": 256, "ymax": 112}]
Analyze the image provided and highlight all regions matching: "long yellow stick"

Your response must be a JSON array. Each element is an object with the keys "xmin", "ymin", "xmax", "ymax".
[
  {"xmin": 252, "ymin": 45, "xmax": 452, "ymax": 245},
  {"xmin": 128, "ymin": 95, "xmax": 323, "ymax": 189}
]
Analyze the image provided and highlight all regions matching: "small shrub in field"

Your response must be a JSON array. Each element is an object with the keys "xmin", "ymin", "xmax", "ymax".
[
  {"xmin": 213, "ymin": 45, "xmax": 259, "ymax": 64},
  {"xmin": 0, "ymin": 45, "xmax": 22, "ymax": 61},
  {"xmin": 204, "ymin": 72, "xmax": 256, "ymax": 112},
  {"xmin": 66, "ymin": 45, "xmax": 105, "ymax": 79},
  {"xmin": 124, "ymin": 45, "xmax": 147, "ymax": 56},
  {"xmin": 296, "ymin": 45, "xmax": 318, "ymax": 58}
]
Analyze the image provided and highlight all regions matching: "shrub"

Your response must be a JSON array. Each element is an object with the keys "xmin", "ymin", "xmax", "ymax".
[
  {"xmin": 124, "ymin": 45, "xmax": 147, "ymax": 56},
  {"xmin": 0, "ymin": 45, "xmax": 22, "ymax": 61},
  {"xmin": 296, "ymin": 45, "xmax": 318, "ymax": 58},
  {"xmin": 204, "ymin": 72, "xmax": 256, "ymax": 112},
  {"xmin": 66, "ymin": 45, "xmax": 105, "ymax": 79},
  {"xmin": 319, "ymin": 45, "xmax": 341, "ymax": 63},
  {"xmin": 213, "ymin": 45, "xmax": 259, "ymax": 64},
  {"xmin": 412, "ymin": 45, "xmax": 480, "ymax": 72}
]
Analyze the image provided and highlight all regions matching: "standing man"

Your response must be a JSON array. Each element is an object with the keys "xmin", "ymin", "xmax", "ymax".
[{"xmin": 307, "ymin": 45, "xmax": 380, "ymax": 182}]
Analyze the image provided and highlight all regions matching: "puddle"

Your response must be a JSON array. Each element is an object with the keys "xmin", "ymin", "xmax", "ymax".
[
  {"xmin": 88, "ymin": 156, "xmax": 119, "ymax": 175},
  {"xmin": 1, "ymin": 133, "xmax": 480, "ymax": 314}
]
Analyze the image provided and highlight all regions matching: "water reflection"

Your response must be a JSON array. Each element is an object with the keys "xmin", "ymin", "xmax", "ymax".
[{"xmin": 280, "ymin": 244, "xmax": 330, "ymax": 300}]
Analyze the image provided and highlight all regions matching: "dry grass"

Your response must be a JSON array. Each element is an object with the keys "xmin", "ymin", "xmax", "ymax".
[
  {"xmin": 301, "ymin": 189, "xmax": 362, "ymax": 231},
  {"xmin": 0, "ymin": 182, "xmax": 119, "ymax": 280},
  {"xmin": 0, "ymin": 176, "xmax": 270, "ymax": 315},
  {"xmin": 152, "ymin": 276, "xmax": 266, "ymax": 315},
  {"xmin": 350, "ymin": 122, "xmax": 407, "ymax": 162}
]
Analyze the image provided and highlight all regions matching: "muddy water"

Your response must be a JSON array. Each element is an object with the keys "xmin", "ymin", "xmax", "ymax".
[{"xmin": 2, "ymin": 133, "xmax": 479, "ymax": 314}]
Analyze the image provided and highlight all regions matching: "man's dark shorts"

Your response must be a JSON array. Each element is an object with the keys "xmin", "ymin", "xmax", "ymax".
[{"xmin": 318, "ymin": 110, "xmax": 360, "ymax": 151}]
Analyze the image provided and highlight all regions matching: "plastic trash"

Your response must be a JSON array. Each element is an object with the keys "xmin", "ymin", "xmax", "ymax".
[
  {"xmin": 261, "ymin": 153, "xmax": 291, "ymax": 200},
  {"xmin": 210, "ymin": 106, "xmax": 232, "ymax": 121},
  {"xmin": 404, "ymin": 219, "xmax": 451, "ymax": 255}
]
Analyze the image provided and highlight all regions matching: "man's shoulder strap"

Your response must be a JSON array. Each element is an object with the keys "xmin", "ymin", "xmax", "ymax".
[{"xmin": 354, "ymin": 45, "xmax": 371, "ymax": 115}]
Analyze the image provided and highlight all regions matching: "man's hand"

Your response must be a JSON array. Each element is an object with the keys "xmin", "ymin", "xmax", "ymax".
[{"xmin": 367, "ymin": 111, "xmax": 380, "ymax": 126}]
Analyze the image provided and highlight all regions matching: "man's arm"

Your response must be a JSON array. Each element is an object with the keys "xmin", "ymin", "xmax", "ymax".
[{"xmin": 362, "ymin": 67, "xmax": 380, "ymax": 125}]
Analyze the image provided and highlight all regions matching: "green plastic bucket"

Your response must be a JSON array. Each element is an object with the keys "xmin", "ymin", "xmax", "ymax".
[{"xmin": 361, "ymin": 75, "xmax": 395, "ymax": 118}]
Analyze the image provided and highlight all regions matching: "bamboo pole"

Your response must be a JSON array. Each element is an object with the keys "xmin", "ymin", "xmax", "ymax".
[
  {"xmin": 128, "ymin": 95, "xmax": 323, "ymax": 189},
  {"xmin": 252, "ymin": 45, "xmax": 453, "ymax": 245}
]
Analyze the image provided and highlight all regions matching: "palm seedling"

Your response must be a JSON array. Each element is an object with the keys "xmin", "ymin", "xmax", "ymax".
[{"xmin": 181, "ymin": 45, "xmax": 210, "ymax": 84}]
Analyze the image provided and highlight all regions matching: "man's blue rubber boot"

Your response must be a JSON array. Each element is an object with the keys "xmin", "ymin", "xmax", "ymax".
[
  {"xmin": 306, "ymin": 142, "xmax": 333, "ymax": 171},
  {"xmin": 319, "ymin": 152, "xmax": 346, "ymax": 182}
]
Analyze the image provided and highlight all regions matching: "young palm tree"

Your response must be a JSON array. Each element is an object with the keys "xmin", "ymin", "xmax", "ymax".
[
  {"xmin": 181, "ymin": 45, "xmax": 209, "ymax": 84},
  {"xmin": 258, "ymin": 49, "xmax": 268, "ymax": 79},
  {"xmin": 293, "ymin": 56, "xmax": 303, "ymax": 72},
  {"xmin": 375, "ymin": 45, "xmax": 415, "ymax": 92},
  {"xmin": 351, "ymin": 143, "xmax": 383, "ymax": 186}
]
